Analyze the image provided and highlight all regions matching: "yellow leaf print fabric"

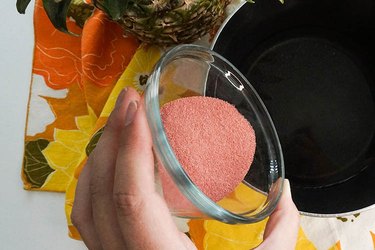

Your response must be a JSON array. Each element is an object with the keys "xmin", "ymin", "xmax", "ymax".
[
  {"xmin": 188, "ymin": 216, "xmax": 317, "ymax": 249},
  {"xmin": 188, "ymin": 185, "xmax": 316, "ymax": 250},
  {"xmin": 42, "ymin": 107, "xmax": 97, "ymax": 191}
]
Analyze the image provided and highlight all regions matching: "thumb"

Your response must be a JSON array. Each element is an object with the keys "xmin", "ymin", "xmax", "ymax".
[{"xmin": 257, "ymin": 179, "xmax": 300, "ymax": 250}]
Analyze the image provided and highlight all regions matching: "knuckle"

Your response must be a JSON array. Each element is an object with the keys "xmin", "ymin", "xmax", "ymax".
[
  {"xmin": 118, "ymin": 136, "xmax": 136, "ymax": 151},
  {"xmin": 89, "ymin": 174, "xmax": 105, "ymax": 199},
  {"xmin": 113, "ymin": 191, "xmax": 144, "ymax": 217}
]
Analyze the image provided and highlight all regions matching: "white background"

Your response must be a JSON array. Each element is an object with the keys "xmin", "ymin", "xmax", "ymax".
[{"xmin": 0, "ymin": 0, "xmax": 85, "ymax": 249}]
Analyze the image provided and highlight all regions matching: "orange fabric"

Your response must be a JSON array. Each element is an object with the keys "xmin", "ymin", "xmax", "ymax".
[
  {"xmin": 188, "ymin": 220, "xmax": 205, "ymax": 249},
  {"xmin": 33, "ymin": 2, "xmax": 82, "ymax": 90},
  {"xmin": 22, "ymin": 0, "xmax": 139, "ymax": 191},
  {"xmin": 328, "ymin": 241, "xmax": 341, "ymax": 250},
  {"xmin": 81, "ymin": 10, "xmax": 139, "ymax": 116},
  {"xmin": 26, "ymin": 83, "xmax": 88, "ymax": 142}
]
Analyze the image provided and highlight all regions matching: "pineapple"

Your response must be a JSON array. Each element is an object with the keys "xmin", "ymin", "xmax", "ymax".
[{"xmin": 17, "ymin": 0, "xmax": 231, "ymax": 45}]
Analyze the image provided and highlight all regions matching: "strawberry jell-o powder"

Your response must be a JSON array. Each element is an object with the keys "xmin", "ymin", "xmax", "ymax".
[{"xmin": 159, "ymin": 96, "xmax": 256, "ymax": 205}]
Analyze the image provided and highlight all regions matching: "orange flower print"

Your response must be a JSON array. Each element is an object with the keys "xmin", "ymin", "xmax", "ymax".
[
  {"xmin": 32, "ymin": 0, "xmax": 83, "ymax": 90},
  {"xmin": 81, "ymin": 9, "xmax": 139, "ymax": 87}
]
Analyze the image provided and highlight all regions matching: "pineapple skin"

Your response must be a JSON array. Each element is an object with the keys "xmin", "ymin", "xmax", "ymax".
[
  {"xmin": 95, "ymin": 0, "xmax": 231, "ymax": 45},
  {"xmin": 68, "ymin": 0, "xmax": 94, "ymax": 28}
]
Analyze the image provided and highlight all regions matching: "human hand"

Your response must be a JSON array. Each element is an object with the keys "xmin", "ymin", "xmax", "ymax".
[
  {"xmin": 256, "ymin": 179, "xmax": 300, "ymax": 250},
  {"xmin": 71, "ymin": 86, "xmax": 299, "ymax": 250},
  {"xmin": 71, "ymin": 87, "xmax": 196, "ymax": 250}
]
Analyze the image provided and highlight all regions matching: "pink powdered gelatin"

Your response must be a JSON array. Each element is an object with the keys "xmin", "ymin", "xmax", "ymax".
[{"xmin": 159, "ymin": 96, "xmax": 256, "ymax": 205}]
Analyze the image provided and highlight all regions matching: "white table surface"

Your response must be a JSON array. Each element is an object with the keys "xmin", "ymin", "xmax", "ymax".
[{"xmin": 0, "ymin": 1, "xmax": 85, "ymax": 249}]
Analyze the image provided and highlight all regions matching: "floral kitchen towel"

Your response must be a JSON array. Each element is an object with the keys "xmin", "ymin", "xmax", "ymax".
[{"xmin": 22, "ymin": 0, "xmax": 139, "ymax": 192}]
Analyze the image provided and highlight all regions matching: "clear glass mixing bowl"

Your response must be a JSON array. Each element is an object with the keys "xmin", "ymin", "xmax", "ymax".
[{"xmin": 144, "ymin": 44, "xmax": 284, "ymax": 224}]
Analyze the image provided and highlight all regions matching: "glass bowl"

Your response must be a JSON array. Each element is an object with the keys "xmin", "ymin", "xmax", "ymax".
[{"xmin": 144, "ymin": 44, "xmax": 284, "ymax": 224}]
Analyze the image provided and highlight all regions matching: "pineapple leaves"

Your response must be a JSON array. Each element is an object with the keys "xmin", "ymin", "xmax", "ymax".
[
  {"xmin": 17, "ymin": 0, "xmax": 74, "ymax": 34},
  {"xmin": 42, "ymin": 0, "xmax": 77, "ymax": 35},
  {"xmin": 16, "ymin": 0, "xmax": 32, "ymax": 14},
  {"xmin": 101, "ymin": 0, "xmax": 131, "ymax": 20}
]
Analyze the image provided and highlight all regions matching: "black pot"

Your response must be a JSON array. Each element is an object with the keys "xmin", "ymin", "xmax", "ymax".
[{"xmin": 212, "ymin": 0, "xmax": 375, "ymax": 215}]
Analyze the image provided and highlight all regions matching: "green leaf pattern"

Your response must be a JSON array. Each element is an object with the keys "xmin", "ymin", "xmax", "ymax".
[
  {"xmin": 23, "ymin": 139, "xmax": 55, "ymax": 188},
  {"xmin": 85, "ymin": 127, "xmax": 105, "ymax": 156}
]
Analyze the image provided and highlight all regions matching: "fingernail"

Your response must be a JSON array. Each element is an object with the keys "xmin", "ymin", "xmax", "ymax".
[
  {"xmin": 115, "ymin": 88, "xmax": 128, "ymax": 109},
  {"xmin": 125, "ymin": 100, "xmax": 138, "ymax": 126}
]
